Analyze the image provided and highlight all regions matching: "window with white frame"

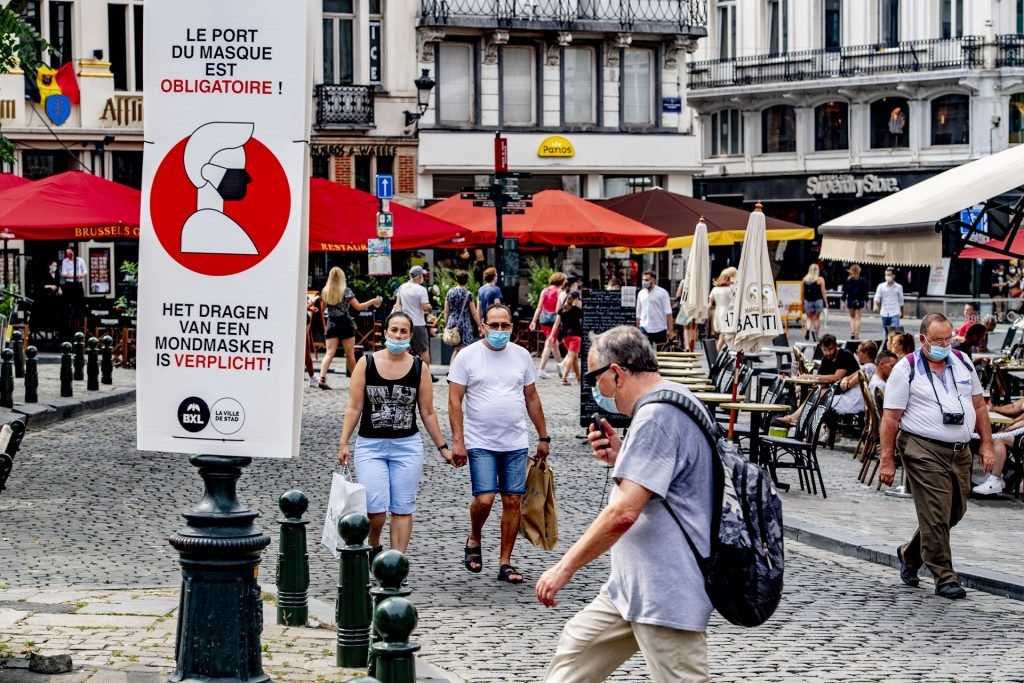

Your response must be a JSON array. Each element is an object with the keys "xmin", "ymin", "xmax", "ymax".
[
  {"xmin": 823, "ymin": 0, "xmax": 842, "ymax": 50},
  {"xmin": 622, "ymin": 47, "xmax": 655, "ymax": 126},
  {"xmin": 710, "ymin": 109, "xmax": 743, "ymax": 156},
  {"xmin": 879, "ymin": 0, "xmax": 899, "ymax": 46},
  {"xmin": 1018, "ymin": 0, "xmax": 1023, "ymax": 34},
  {"xmin": 718, "ymin": 1, "xmax": 737, "ymax": 59},
  {"xmin": 939, "ymin": 0, "xmax": 963, "ymax": 39},
  {"xmin": 322, "ymin": 0, "xmax": 354, "ymax": 84},
  {"xmin": 108, "ymin": 2, "xmax": 143, "ymax": 91},
  {"xmin": 870, "ymin": 96, "xmax": 909, "ymax": 148},
  {"xmin": 501, "ymin": 46, "xmax": 535, "ymax": 126},
  {"xmin": 437, "ymin": 42, "xmax": 475, "ymax": 125},
  {"xmin": 563, "ymin": 46, "xmax": 596, "ymax": 125},
  {"xmin": 762, "ymin": 105, "xmax": 796, "ymax": 153},
  {"xmin": 767, "ymin": 0, "xmax": 788, "ymax": 55},
  {"xmin": 814, "ymin": 101, "xmax": 848, "ymax": 151},
  {"xmin": 931, "ymin": 94, "xmax": 969, "ymax": 145},
  {"xmin": 20, "ymin": 1, "xmax": 74, "ymax": 67}
]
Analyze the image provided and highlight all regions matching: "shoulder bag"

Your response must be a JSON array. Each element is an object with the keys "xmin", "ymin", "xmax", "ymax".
[{"xmin": 442, "ymin": 289, "xmax": 468, "ymax": 347}]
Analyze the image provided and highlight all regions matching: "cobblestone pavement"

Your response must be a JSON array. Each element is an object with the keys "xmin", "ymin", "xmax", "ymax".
[{"xmin": 1, "ymin": 367, "xmax": 1023, "ymax": 681}]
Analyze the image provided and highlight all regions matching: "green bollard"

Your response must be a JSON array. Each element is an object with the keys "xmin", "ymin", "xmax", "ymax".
[
  {"xmin": 371, "ymin": 597, "xmax": 420, "ymax": 683},
  {"xmin": 367, "ymin": 550, "xmax": 410, "ymax": 678},
  {"xmin": 336, "ymin": 512, "xmax": 372, "ymax": 668},
  {"xmin": 276, "ymin": 490, "xmax": 309, "ymax": 627}
]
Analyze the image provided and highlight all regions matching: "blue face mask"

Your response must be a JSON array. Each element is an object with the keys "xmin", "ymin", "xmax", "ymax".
[
  {"xmin": 926, "ymin": 344, "xmax": 951, "ymax": 362},
  {"xmin": 591, "ymin": 382, "xmax": 618, "ymax": 414},
  {"xmin": 384, "ymin": 337, "xmax": 411, "ymax": 354},
  {"xmin": 486, "ymin": 330, "xmax": 512, "ymax": 349}
]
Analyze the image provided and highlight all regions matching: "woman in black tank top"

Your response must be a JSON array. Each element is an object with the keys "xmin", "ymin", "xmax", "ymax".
[{"xmin": 337, "ymin": 312, "xmax": 457, "ymax": 557}]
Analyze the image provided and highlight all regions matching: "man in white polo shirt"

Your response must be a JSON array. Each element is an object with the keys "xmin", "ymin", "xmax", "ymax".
[
  {"xmin": 879, "ymin": 313, "xmax": 994, "ymax": 600},
  {"xmin": 635, "ymin": 271, "xmax": 674, "ymax": 346}
]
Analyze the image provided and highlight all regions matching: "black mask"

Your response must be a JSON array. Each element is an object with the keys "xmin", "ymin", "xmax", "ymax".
[{"xmin": 217, "ymin": 168, "xmax": 252, "ymax": 201}]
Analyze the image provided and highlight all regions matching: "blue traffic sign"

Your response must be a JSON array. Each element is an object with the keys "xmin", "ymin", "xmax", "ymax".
[{"xmin": 375, "ymin": 174, "xmax": 394, "ymax": 199}]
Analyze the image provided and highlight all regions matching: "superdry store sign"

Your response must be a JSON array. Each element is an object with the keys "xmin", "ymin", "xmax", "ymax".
[{"xmin": 136, "ymin": 0, "xmax": 309, "ymax": 458}]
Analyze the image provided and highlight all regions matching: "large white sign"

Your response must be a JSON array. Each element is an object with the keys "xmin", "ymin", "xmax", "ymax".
[{"xmin": 137, "ymin": 0, "xmax": 310, "ymax": 458}]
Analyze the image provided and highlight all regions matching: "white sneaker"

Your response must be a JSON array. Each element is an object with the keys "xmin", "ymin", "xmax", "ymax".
[
  {"xmin": 309, "ymin": 376, "xmax": 318, "ymax": 387},
  {"xmin": 538, "ymin": 370, "xmax": 553, "ymax": 379},
  {"xmin": 971, "ymin": 474, "xmax": 987, "ymax": 486},
  {"xmin": 972, "ymin": 475, "xmax": 1003, "ymax": 496}
]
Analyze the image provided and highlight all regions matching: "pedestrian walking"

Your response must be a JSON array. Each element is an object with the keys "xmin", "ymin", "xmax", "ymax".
[
  {"xmin": 530, "ymin": 272, "xmax": 566, "ymax": 379},
  {"xmin": 477, "ymin": 266, "xmax": 503, "ymax": 319},
  {"xmin": 395, "ymin": 265, "xmax": 434, "ymax": 369},
  {"xmin": 873, "ymin": 266, "xmax": 905, "ymax": 337},
  {"xmin": 316, "ymin": 267, "xmax": 382, "ymax": 389},
  {"xmin": 448, "ymin": 303, "xmax": 551, "ymax": 585},
  {"xmin": 549, "ymin": 290, "xmax": 583, "ymax": 385},
  {"xmin": 337, "ymin": 311, "xmax": 459, "ymax": 559},
  {"xmin": 841, "ymin": 264, "xmax": 868, "ymax": 339},
  {"xmin": 537, "ymin": 325, "xmax": 713, "ymax": 682},
  {"xmin": 802, "ymin": 263, "xmax": 828, "ymax": 341},
  {"xmin": 674, "ymin": 279, "xmax": 699, "ymax": 352},
  {"xmin": 879, "ymin": 313, "xmax": 995, "ymax": 599},
  {"xmin": 635, "ymin": 271, "xmax": 674, "ymax": 346},
  {"xmin": 442, "ymin": 270, "xmax": 483, "ymax": 361},
  {"xmin": 708, "ymin": 267, "xmax": 736, "ymax": 352},
  {"xmin": 990, "ymin": 263, "xmax": 1008, "ymax": 322}
]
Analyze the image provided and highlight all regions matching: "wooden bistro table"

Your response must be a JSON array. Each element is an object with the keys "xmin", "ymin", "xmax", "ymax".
[
  {"xmin": 692, "ymin": 391, "xmax": 736, "ymax": 417},
  {"xmin": 720, "ymin": 401, "xmax": 792, "ymax": 467},
  {"xmin": 659, "ymin": 367, "xmax": 705, "ymax": 377},
  {"xmin": 658, "ymin": 351, "xmax": 702, "ymax": 358},
  {"xmin": 989, "ymin": 411, "xmax": 1016, "ymax": 426}
]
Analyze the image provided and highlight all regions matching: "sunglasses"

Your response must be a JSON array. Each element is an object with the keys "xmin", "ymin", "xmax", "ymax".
[
  {"xmin": 583, "ymin": 364, "xmax": 613, "ymax": 385},
  {"xmin": 484, "ymin": 322, "xmax": 513, "ymax": 331}
]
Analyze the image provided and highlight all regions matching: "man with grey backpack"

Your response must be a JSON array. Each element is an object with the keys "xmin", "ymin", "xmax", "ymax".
[{"xmin": 536, "ymin": 325, "xmax": 783, "ymax": 682}]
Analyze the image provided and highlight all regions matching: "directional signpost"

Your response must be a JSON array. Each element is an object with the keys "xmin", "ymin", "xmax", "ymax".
[{"xmin": 375, "ymin": 174, "xmax": 394, "ymax": 200}]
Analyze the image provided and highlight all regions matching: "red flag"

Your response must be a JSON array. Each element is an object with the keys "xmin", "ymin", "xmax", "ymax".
[{"xmin": 55, "ymin": 63, "xmax": 80, "ymax": 104}]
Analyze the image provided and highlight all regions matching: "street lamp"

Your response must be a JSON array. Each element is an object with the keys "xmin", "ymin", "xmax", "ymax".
[{"xmin": 404, "ymin": 69, "xmax": 435, "ymax": 127}]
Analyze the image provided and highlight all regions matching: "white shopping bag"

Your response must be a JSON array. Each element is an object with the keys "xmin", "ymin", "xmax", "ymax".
[{"xmin": 320, "ymin": 469, "xmax": 367, "ymax": 559}]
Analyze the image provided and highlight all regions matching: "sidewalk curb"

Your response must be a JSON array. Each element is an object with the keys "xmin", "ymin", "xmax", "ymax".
[
  {"xmin": 262, "ymin": 585, "xmax": 463, "ymax": 683},
  {"xmin": 0, "ymin": 387, "xmax": 135, "ymax": 429},
  {"xmin": 784, "ymin": 517, "xmax": 1024, "ymax": 601}
]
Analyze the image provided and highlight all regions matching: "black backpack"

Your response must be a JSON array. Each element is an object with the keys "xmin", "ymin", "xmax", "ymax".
[{"xmin": 638, "ymin": 389, "xmax": 785, "ymax": 628}]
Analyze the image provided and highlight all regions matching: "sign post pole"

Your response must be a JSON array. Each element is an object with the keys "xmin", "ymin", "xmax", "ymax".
[{"xmin": 494, "ymin": 132, "xmax": 506, "ymax": 287}]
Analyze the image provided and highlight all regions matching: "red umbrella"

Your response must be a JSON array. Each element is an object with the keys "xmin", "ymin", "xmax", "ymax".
[
  {"xmin": 309, "ymin": 178, "xmax": 467, "ymax": 251},
  {"xmin": 959, "ymin": 236, "xmax": 1020, "ymax": 260},
  {"xmin": 423, "ymin": 189, "xmax": 668, "ymax": 248},
  {"xmin": 0, "ymin": 174, "xmax": 31, "ymax": 193},
  {"xmin": 0, "ymin": 171, "xmax": 140, "ymax": 239}
]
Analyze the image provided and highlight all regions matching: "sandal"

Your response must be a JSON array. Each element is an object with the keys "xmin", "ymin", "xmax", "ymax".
[
  {"xmin": 497, "ymin": 563, "xmax": 524, "ymax": 584},
  {"xmin": 318, "ymin": 378, "xmax": 332, "ymax": 390},
  {"xmin": 464, "ymin": 539, "xmax": 482, "ymax": 574}
]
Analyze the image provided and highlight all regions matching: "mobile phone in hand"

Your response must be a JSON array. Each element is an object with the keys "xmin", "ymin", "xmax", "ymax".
[{"xmin": 591, "ymin": 412, "xmax": 608, "ymax": 439}]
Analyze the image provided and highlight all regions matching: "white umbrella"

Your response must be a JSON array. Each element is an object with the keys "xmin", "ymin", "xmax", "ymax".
[
  {"xmin": 681, "ymin": 217, "xmax": 710, "ymax": 323},
  {"xmin": 724, "ymin": 203, "xmax": 782, "ymax": 353}
]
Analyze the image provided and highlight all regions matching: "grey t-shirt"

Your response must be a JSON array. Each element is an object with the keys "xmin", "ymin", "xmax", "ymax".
[{"xmin": 606, "ymin": 384, "xmax": 714, "ymax": 632}]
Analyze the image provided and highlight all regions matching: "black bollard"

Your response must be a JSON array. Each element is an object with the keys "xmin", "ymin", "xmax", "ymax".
[
  {"xmin": 72, "ymin": 331, "xmax": 85, "ymax": 381},
  {"xmin": 336, "ymin": 512, "xmax": 372, "ymax": 668},
  {"xmin": 368, "ymin": 551, "xmax": 411, "ymax": 678},
  {"xmin": 0, "ymin": 349, "xmax": 13, "ymax": 409},
  {"xmin": 100, "ymin": 335, "xmax": 113, "ymax": 385},
  {"xmin": 59, "ymin": 342, "xmax": 73, "ymax": 398},
  {"xmin": 169, "ymin": 455, "xmax": 271, "ymax": 683},
  {"xmin": 23, "ymin": 346, "xmax": 37, "ymax": 404},
  {"xmin": 371, "ymin": 597, "xmax": 421, "ymax": 683},
  {"xmin": 86, "ymin": 337, "xmax": 99, "ymax": 392},
  {"xmin": 10, "ymin": 329, "xmax": 23, "ymax": 379},
  {"xmin": 0, "ymin": 419, "xmax": 26, "ymax": 497},
  {"xmin": 276, "ymin": 490, "xmax": 309, "ymax": 627}
]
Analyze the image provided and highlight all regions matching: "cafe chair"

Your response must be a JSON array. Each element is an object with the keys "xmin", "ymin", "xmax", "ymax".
[
  {"xmin": 1001, "ymin": 326, "xmax": 1018, "ymax": 353},
  {"xmin": 761, "ymin": 385, "xmax": 836, "ymax": 498},
  {"xmin": 728, "ymin": 375, "xmax": 787, "ymax": 448},
  {"xmin": 852, "ymin": 371, "xmax": 877, "ymax": 462},
  {"xmin": 714, "ymin": 360, "xmax": 750, "ymax": 396},
  {"xmin": 701, "ymin": 337, "xmax": 720, "ymax": 369}
]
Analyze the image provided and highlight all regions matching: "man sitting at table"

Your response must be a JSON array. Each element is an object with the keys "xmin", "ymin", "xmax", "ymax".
[
  {"xmin": 973, "ymin": 396, "xmax": 1024, "ymax": 496},
  {"xmin": 869, "ymin": 350, "xmax": 898, "ymax": 398},
  {"xmin": 775, "ymin": 334, "xmax": 860, "ymax": 428}
]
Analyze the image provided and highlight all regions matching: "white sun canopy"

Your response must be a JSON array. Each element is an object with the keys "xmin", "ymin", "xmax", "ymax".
[{"xmin": 819, "ymin": 144, "xmax": 1024, "ymax": 266}]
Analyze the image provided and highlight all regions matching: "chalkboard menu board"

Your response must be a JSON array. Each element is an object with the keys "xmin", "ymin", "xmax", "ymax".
[{"xmin": 579, "ymin": 289, "xmax": 635, "ymax": 428}]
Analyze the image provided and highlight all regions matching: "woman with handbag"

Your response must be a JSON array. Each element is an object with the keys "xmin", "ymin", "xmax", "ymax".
[
  {"xmin": 317, "ymin": 267, "xmax": 382, "ymax": 389},
  {"xmin": 337, "ymin": 311, "xmax": 459, "ymax": 559},
  {"xmin": 549, "ymin": 290, "xmax": 583, "ymax": 385},
  {"xmin": 529, "ymin": 271, "xmax": 567, "ymax": 378},
  {"xmin": 442, "ymin": 270, "xmax": 482, "ymax": 359},
  {"xmin": 841, "ymin": 263, "xmax": 868, "ymax": 339}
]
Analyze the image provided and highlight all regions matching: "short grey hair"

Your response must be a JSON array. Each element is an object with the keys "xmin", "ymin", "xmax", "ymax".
[
  {"xmin": 588, "ymin": 326, "xmax": 659, "ymax": 373},
  {"xmin": 920, "ymin": 312, "xmax": 951, "ymax": 335}
]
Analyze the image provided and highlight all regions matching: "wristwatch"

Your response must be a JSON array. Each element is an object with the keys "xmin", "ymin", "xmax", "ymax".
[
  {"xmin": 538, "ymin": 436, "xmax": 552, "ymax": 443},
  {"xmin": 437, "ymin": 442, "xmax": 449, "ymax": 451}
]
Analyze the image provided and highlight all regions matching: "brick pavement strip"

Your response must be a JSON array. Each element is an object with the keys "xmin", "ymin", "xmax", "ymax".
[{"xmin": 0, "ymin": 364, "xmax": 1022, "ymax": 680}]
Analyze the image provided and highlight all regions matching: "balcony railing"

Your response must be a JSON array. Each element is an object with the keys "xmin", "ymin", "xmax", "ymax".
[
  {"xmin": 997, "ymin": 34, "xmax": 1024, "ymax": 67},
  {"xmin": 689, "ymin": 36, "xmax": 982, "ymax": 90},
  {"xmin": 314, "ymin": 84, "xmax": 375, "ymax": 129},
  {"xmin": 419, "ymin": 0, "xmax": 707, "ymax": 32}
]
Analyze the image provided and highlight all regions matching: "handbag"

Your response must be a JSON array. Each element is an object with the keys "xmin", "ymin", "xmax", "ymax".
[
  {"xmin": 320, "ymin": 468, "xmax": 367, "ymax": 559},
  {"xmin": 539, "ymin": 310, "xmax": 556, "ymax": 326},
  {"xmin": 520, "ymin": 457, "xmax": 558, "ymax": 550},
  {"xmin": 442, "ymin": 289, "xmax": 468, "ymax": 347}
]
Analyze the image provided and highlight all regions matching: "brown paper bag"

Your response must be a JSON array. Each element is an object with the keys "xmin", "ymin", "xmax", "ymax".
[{"xmin": 520, "ymin": 457, "xmax": 558, "ymax": 550}]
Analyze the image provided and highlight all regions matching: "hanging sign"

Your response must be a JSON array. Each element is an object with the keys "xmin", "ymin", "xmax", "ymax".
[
  {"xmin": 376, "ymin": 211, "xmax": 393, "ymax": 238},
  {"xmin": 927, "ymin": 258, "xmax": 951, "ymax": 296},
  {"xmin": 368, "ymin": 238, "xmax": 391, "ymax": 276},
  {"xmin": 136, "ymin": 0, "xmax": 310, "ymax": 458}
]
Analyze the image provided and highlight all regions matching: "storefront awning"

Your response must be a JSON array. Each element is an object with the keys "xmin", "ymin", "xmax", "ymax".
[{"xmin": 819, "ymin": 144, "xmax": 1024, "ymax": 266}]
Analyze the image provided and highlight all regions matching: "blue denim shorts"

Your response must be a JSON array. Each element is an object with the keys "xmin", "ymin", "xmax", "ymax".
[
  {"xmin": 467, "ymin": 447, "xmax": 529, "ymax": 496},
  {"xmin": 354, "ymin": 434, "xmax": 424, "ymax": 515},
  {"xmin": 803, "ymin": 299, "xmax": 824, "ymax": 314}
]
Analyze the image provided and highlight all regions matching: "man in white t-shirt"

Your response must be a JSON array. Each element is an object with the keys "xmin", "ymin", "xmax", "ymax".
[
  {"xmin": 448, "ymin": 303, "xmax": 551, "ymax": 585},
  {"xmin": 635, "ymin": 271, "xmax": 674, "ymax": 346},
  {"xmin": 396, "ymin": 266, "xmax": 432, "ymax": 366}
]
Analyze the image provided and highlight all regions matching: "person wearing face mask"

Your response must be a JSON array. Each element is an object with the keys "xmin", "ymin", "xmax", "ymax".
[
  {"xmin": 879, "ymin": 313, "xmax": 995, "ymax": 600},
  {"xmin": 634, "ymin": 271, "xmax": 674, "ymax": 346},
  {"xmin": 873, "ymin": 267, "xmax": 904, "ymax": 338},
  {"xmin": 337, "ymin": 311, "xmax": 459, "ymax": 562},
  {"xmin": 448, "ymin": 303, "xmax": 551, "ymax": 585},
  {"xmin": 536, "ymin": 325, "xmax": 714, "ymax": 682}
]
